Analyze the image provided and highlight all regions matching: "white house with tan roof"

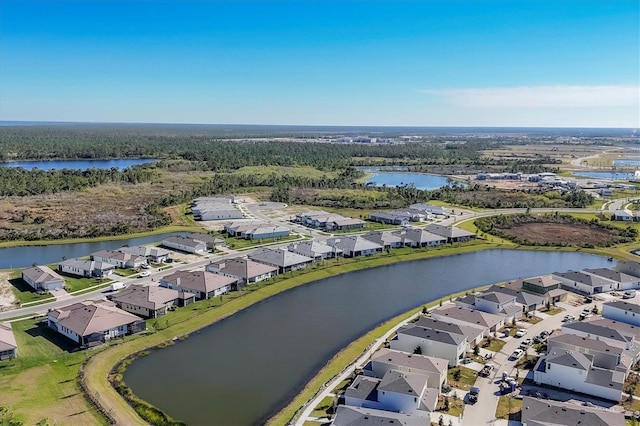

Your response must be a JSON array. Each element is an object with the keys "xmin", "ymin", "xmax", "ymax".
[
  {"xmin": 207, "ymin": 257, "xmax": 278, "ymax": 287},
  {"xmin": 91, "ymin": 249, "xmax": 147, "ymax": 269},
  {"xmin": 160, "ymin": 270, "xmax": 236, "ymax": 299},
  {"xmin": 393, "ymin": 228, "xmax": 446, "ymax": 248},
  {"xmin": 47, "ymin": 300, "xmax": 146, "ymax": 346},
  {"xmin": 0, "ymin": 322, "xmax": 17, "ymax": 361},
  {"xmin": 161, "ymin": 236, "xmax": 207, "ymax": 254},
  {"xmin": 57, "ymin": 258, "xmax": 115, "ymax": 278},
  {"xmin": 118, "ymin": 245, "xmax": 170, "ymax": 263},
  {"xmin": 22, "ymin": 265, "xmax": 65, "ymax": 291},
  {"xmin": 248, "ymin": 248, "xmax": 314, "ymax": 273},
  {"xmin": 430, "ymin": 305, "xmax": 505, "ymax": 333},
  {"xmin": 327, "ymin": 236, "xmax": 383, "ymax": 257},
  {"xmin": 287, "ymin": 240, "xmax": 343, "ymax": 261},
  {"xmin": 361, "ymin": 231, "xmax": 404, "ymax": 249}
]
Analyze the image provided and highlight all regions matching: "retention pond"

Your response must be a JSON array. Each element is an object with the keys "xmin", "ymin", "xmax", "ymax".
[{"xmin": 123, "ymin": 249, "xmax": 611, "ymax": 425}]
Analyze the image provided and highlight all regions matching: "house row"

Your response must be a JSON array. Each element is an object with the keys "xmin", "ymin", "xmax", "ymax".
[
  {"xmin": 191, "ymin": 196, "xmax": 243, "ymax": 221},
  {"xmin": 0, "ymin": 322, "xmax": 17, "ymax": 361},
  {"xmin": 22, "ymin": 265, "xmax": 66, "ymax": 291},
  {"xmin": 47, "ymin": 300, "xmax": 146, "ymax": 347},
  {"xmin": 533, "ymin": 317, "xmax": 640, "ymax": 401},
  {"xmin": 344, "ymin": 348, "xmax": 448, "ymax": 417},
  {"xmin": 552, "ymin": 267, "xmax": 640, "ymax": 295},
  {"xmin": 224, "ymin": 221, "xmax": 290, "ymax": 240},
  {"xmin": 294, "ymin": 211, "xmax": 366, "ymax": 231}
]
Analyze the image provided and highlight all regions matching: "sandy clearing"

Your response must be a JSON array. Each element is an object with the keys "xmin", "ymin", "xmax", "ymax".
[{"xmin": 0, "ymin": 270, "xmax": 18, "ymax": 310}]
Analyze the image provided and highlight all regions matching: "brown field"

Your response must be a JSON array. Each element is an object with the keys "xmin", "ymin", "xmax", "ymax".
[
  {"xmin": 497, "ymin": 222, "xmax": 616, "ymax": 245},
  {"xmin": 0, "ymin": 170, "xmax": 212, "ymax": 240}
]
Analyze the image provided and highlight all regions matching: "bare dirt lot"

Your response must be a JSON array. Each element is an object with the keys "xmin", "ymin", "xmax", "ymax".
[
  {"xmin": 497, "ymin": 222, "xmax": 617, "ymax": 245},
  {"xmin": 0, "ymin": 270, "xmax": 18, "ymax": 309}
]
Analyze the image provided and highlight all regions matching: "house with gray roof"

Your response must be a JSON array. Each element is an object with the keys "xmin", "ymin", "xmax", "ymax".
[
  {"xmin": 57, "ymin": 258, "xmax": 116, "ymax": 278},
  {"xmin": 615, "ymin": 259, "xmax": 640, "ymax": 279},
  {"xmin": 161, "ymin": 235, "xmax": 207, "ymax": 254},
  {"xmin": 296, "ymin": 211, "xmax": 365, "ymax": 231},
  {"xmin": 602, "ymin": 300, "xmax": 640, "ymax": 326},
  {"xmin": 91, "ymin": 249, "xmax": 147, "ymax": 269},
  {"xmin": 547, "ymin": 332, "xmax": 625, "ymax": 372},
  {"xmin": 414, "ymin": 316, "xmax": 485, "ymax": 346},
  {"xmin": 118, "ymin": 245, "xmax": 170, "ymax": 263},
  {"xmin": 22, "ymin": 265, "xmax": 65, "ymax": 291},
  {"xmin": 160, "ymin": 270, "xmax": 237, "ymax": 300},
  {"xmin": 562, "ymin": 318, "xmax": 638, "ymax": 351},
  {"xmin": 501, "ymin": 275, "xmax": 568, "ymax": 304},
  {"xmin": 368, "ymin": 348, "xmax": 448, "ymax": 389},
  {"xmin": 287, "ymin": 240, "xmax": 343, "ymax": 261},
  {"xmin": 0, "ymin": 322, "xmax": 17, "ymax": 361},
  {"xmin": 207, "ymin": 257, "xmax": 278, "ymax": 287},
  {"xmin": 430, "ymin": 305, "xmax": 505, "ymax": 333},
  {"xmin": 47, "ymin": 300, "xmax": 146, "ymax": 347},
  {"xmin": 391, "ymin": 324, "xmax": 467, "ymax": 367},
  {"xmin": 533, "ymin": 349, "xmax": 626, "ymax": 401},
  {"xmin": 409, "ymin": 203, "xmax": 449, "ymax": 216},
  {"xmin": 583, "ymin": 268, "xmax": 640, "ymax": 291},
  {"xmin": 327, "ymin": 236, "xmax": 383, "ymax": 257},
  {"xmin": 552, "ymin": 270, "xmax": 617, "ymax": 295},
  {"xmin": 108, "ymin": 284, "xmax": 190, "ymax": 318},
  {"xmin": 368, "ymin": 211, "xmax": 410, "ymax": 226},
  {"xmin": 331, "ymin": 405, "xmax": 424, "ymax": 426},
  {"xmin": 185, "ymin": 232, "xmax": 226, "ymax": 250},
  {"xmin": 393, "ymin": 228, "xmax": 447, "ymax": 248},
  {"xmin": 455, "ymin": 291, "xmax": 521, "ymax": 323},
  {"xmin": 361, "ymin": 231, "xmax": 404, "ymax": 249},
  {"xmin": 248, "ymin": 248, "xmax": 313, "ymax": 274},
  {"xmin": 424, "ymin": 224, "xmax": 475, "ymax": 243},
  {"xmin": 520, "ymin": 396, "xmax": 625, "ymax": 426},
  {"xmin": 485, "ymin": 284, "xmax": 545, "ymax": 313}
]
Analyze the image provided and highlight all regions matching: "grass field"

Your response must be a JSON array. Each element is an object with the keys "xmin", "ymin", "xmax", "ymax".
[
  {"xmin": 447, "ymin": 366, "xmax": 478, "ymax": 390},
  {"xmin": 231, "ymin": 165, "xmax": 338, "ymax": 180},
  {"xmin": 495, "ymin": 396, "xmax": 522, "ymax": 419}
]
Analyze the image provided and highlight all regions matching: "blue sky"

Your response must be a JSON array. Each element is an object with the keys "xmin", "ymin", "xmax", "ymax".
[{"xmin": 1, "ymin": 0, "xmax": 638, "ymax": 127}]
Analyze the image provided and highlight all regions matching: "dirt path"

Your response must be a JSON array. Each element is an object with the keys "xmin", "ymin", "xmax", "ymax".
[{"xmin": 0, "ymin": 270, "xmax": 18, "ymax": 311}]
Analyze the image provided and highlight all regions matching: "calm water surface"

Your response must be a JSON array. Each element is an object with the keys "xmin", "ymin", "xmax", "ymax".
[
  {"xmin": 124, "ymin": 249, "xmax": 611, "ymax": 426},
  {"xmin": 365, "ymin": 172, "xmax": 451, "ymax": 190},
  {"xmin": 0, "ymin": 158, "xmax": 156, "ymax": 171},
  {"xmin": 0, "ymin": 232, "xmax": 185, "ymax": 269},
  {"xmin": 572, "ymin": 171, "xmax": 634, "ymax": 180}
]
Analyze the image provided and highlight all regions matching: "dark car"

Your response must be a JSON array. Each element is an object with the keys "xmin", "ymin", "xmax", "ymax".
[{"xmin": 468, "ymin": 387, "xmax": 480, "ymax": 403}]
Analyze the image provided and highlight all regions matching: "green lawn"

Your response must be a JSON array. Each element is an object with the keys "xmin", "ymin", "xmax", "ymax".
[
  {"xmin": 8, "ymin": 275, "xmax": 52, "ymax": 305},
  {"xmin": 436, "ymin": 394, "xmax": 465, "ymax": 417},
  {"xmin": 447, "ymin": 366, "xmax": 477, "ymax": 390},
  {"xmin": 495, "ymin": 396, "xmax": 522, "ymax": 419},
  {"xmin": 60, "ymin": 274, "xmax": 110, "ymax": 293},
  {"xmin": 310, "ymin": 396, "xmax": 334, "ymax": 418},
  {"xmin": 481, "ymin": 337, "xmax": 506, "ymax": 352}
]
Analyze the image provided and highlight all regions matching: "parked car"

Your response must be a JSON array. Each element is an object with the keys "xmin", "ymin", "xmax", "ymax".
[
  {"xmin": 140, "ymin": 263, "xmax": 151, "ymax": 269},
  {"xmin": 520, "ymin": 338, "xmax": 532, "ymax": 348},
  {"xmin": 584, "ymin": 296, "xmax": 593, "ymax": 303},
  {"xmin": 468, "ymin": 387, "xmax": 480, "ymax": 403},
  {"xmin": 510, "ymin": 349, "xmax": 524, "ymax": 360},
  {"xmin": 563, "ymin": 315, "xmax": 576, "ymax": 322},
  {"xmin": 139, "ymin": 271, "xmax": 151, "ymax": 277},
  {"xmin": 623, "ymin": 290, "xmax": 636, "ymax": 299},
  {"xmin": 515, "ymin": 329, "xmax": 527, "ymax": 338}
]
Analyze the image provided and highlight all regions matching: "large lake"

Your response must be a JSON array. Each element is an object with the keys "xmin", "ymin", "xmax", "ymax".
[
  {"xmin": 365, "ymin": 172, "xmax": 451, "ymax": 190},
  {"xmin": 0, "ymin": 158, "xmax": 156, "ymax": 171},
  {"xmin": 0, "ymin": 232, "xmax": 185, "ymax": 269},
  {"xmin": 123, "ymin": 249, "xmax": 611, "ymax": 425},
  {"xmin": 572, "ymin": 171, "xmax": 634, "ymax": 180}
]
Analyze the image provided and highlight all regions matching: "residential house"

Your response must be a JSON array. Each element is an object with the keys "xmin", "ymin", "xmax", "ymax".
[
  {"xmin": 484, "ymin": 285, "xmax": 545, "ymax": 313},
  {"xmin": 520, "ymin": 396, "xmax": 625, "ymax": 426},
  {"xmin": 546, "ymin": 332, "xmax": 628, "ymax": 372},
  {"xmin": 327, "ymin": 236, "xmax": 383, "ymax": 257},
  {"xmin": 161, "ymin": 236, "xmax": 207, "ymax": 254},
  {"xmin": 611, "ymin": 209, "xmax": 635, "ymax": 222},
  {"xmin": 472, "ymin": 292, "xmax": 521, "ymax": 323},
  {"xmin": 532, "ymin": 349, "xmax": 625, "ymax": 401},
  {"xmin": 331, "ymin": 405, "xmax": 424, "ymax": 426},
  {"xmin": 224, "ymin": 221, "xmax": 266, "ymax": 237},
  {"xmin": 367, "ymin": 348, "xmax": 448, "ymax": 389},
  {"xmin": 368, "ymin": 212, "xmax": 410, "ymax": 226},
  {"xmin": 206, "ymin": 257, "xmax": 278, "ymax": 288},
  {"xmin": 430, "ymin": 305, "xmax": 505, "ymax": 333},
  {"xmin": 501, "ymin": 275, "xmax": 567, "ymax": 304},
  {"xmin": 615, "ymin": 260, "xmax": 640, "ymax": 279},
  {"xmin": 191, "ymin": 196, "xmax": 242, "ymax": 221},
  {"xmin": 224, "ymin": 221, "xmax": 290, "ymax": 240},
  {"xmin": 248, "ymin": 248, "xmax": 313, "ymax": 274},
  {"xmin": 118, "ymin": 245, "xmax": 171, "ymax": 263},
  {"xmin": 47, "ymin": 300, "xmax": 146, "ymax": 346},
  {"xmin": 409, "ymin": 203, "xmax": 449, "ymax": 216},
  {"xmin": 345, "ymin": 370, "xmax": 437, "ymax": 416},
  {"xmin": 393, "ymin": 228, "xmax": 446, "ymax": 248},
  {"xmin": 91, "ymin": 249, "xmax": 147, "ymax": 269},
  {"xmin": 108, "ymin": 284, "xmax": 188, "ymax": 318},
  {"xmin": 295, "ymin": 211, "xmax": 365, "ymax": 231},
  {"xmin": 424, "ymin": 224, "xmax": 475, "ymax": 243},
  {"xmin": 552, "ymin": 270, "xmax": 616, "ymax": 295},
  {"xmin": 57, "ymin": 259, "xmax": 115, "ymax": 278},
  {"xmin": 185, "ymin": 232, "xmax": 226, "ymax": 250},
  {"xmin": 21, "ymin": 265, "xmax": 65, "ymax": 291},
  {"xmin": 0, "ymin": 322, "xmax": 17, "ymax": 361},
  {"xmin": 331, "ymin": 217, "xmax": 366, "ymax": 231},
  {"xmin": 583, "ymin": 268, "xmax": 640, "ymax": 291},
  {"xmin": 361, "ymin": 231, "xmax": 404, "ymax": 250},
  {"xmin": 414, "ymin": 316, "xmax": 485, "ymax": 346},
  {"xmin": 390, "ymin": 324, "xmax": 467, "ymax": 367},
  {"xmin": 602, "ymin": 301, "xmax": 640, "ymax": 327},
  {"xmin": 287, "ymin": 241, "xmax": 343, "ymax": 261},
  {"xmin": 160, "ymin": 270, "xmax": 237, "ymax": 300}
]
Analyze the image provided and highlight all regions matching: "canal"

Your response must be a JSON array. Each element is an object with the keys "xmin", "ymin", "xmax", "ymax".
[{"xmin": 123, "ymin": 249, "xmax": 611, "ymax": 425}]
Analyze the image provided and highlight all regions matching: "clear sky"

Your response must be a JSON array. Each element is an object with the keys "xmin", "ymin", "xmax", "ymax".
[{"xmin": 1, "ymin": 0, "xmax": 638, "ymax": 127}]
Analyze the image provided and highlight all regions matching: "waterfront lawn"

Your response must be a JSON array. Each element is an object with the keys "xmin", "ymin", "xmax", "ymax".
[
  {"xmin": 310, "ymin": 396, "xmax": 335, "ymax": 418},
  {"xmin": 8, "ymin": 275, "xmax": 52, "ymax": 305},
  {"xmin": 447, "ymin": 366, "xmax": 477, "ymax": 390},
  {"xmin": 495, "ymin": 396, "xmax": 522, "ymax": 419},
  {"xmin": 331, "ymin": 378, "xmax": 351, "ymax": 395},
  {"xmin": 0, "ymin": 318, "xmax": 106, "ymax": 425}
]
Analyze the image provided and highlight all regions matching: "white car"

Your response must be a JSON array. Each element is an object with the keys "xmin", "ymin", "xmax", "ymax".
[
  {"xmin": 563, "ymin": 315, "xmax": 576, "ymax": 322},
  {"xmin": 139, "ymin": 271, "xmax": 151, "ymax": 277},
  {"xmin": 515, "ymin": 329, "xmax": 527, "ymax": 338},
  {"xmin": 510, "ymin": 349, "xmax": 524, "ymax": 360}
]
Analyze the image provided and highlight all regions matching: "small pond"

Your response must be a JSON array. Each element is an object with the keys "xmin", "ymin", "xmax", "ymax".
[
  {"xmin": 0, "ymin": 158, "xmax": 157, "ymax": 171},
  {"xmin": 365, "ymin": 172, "xmax": 452, "ymax": 190}
]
